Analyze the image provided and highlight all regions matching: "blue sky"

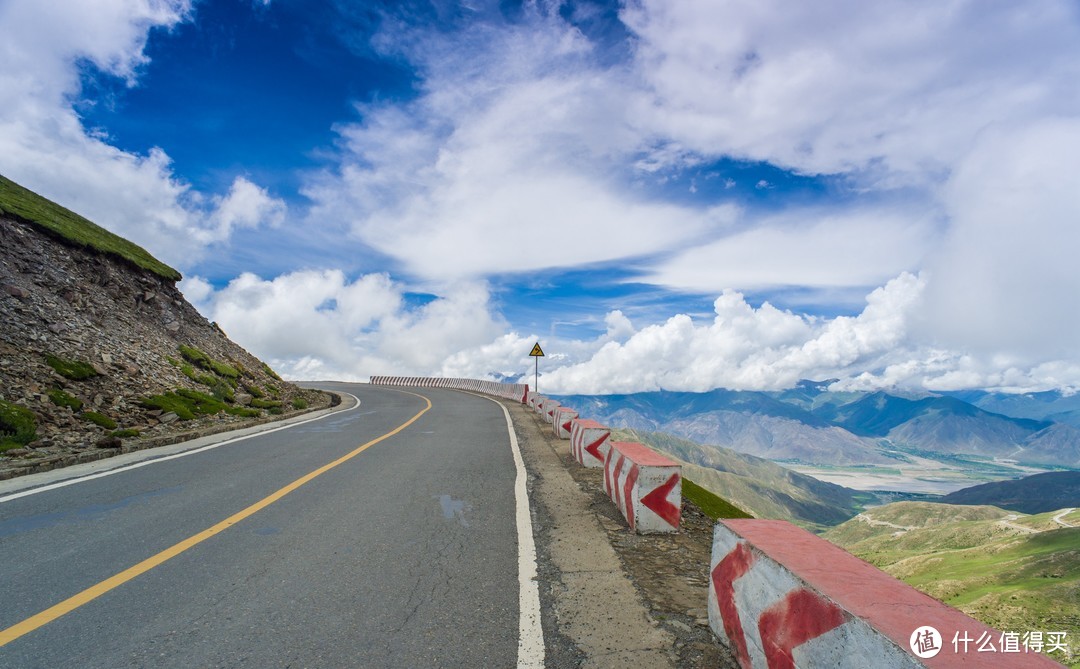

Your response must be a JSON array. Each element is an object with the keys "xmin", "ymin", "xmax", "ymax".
[{"xmin": 2, "ymin": 0, "xmax": 1080, "ymax": 393}]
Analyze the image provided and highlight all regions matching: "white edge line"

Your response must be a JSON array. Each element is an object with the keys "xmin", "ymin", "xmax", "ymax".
[
  {"xmin": 0, "ymin": 392, "xmax": 362, "ymax": 504},
  {"xmin": 467, "ymin": 392, "xmax": 545, "ymax": 669}
]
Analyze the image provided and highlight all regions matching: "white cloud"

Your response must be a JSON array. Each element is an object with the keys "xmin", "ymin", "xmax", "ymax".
[
  {"xmin": 303, "ymin": 5, "xmax": 730, "ymax": 281},
  {"xmin": 208, "ymin": 177, "xmax": 287, "ymax": 240},
  {"xmin": 0, "ymin": 0, "xmax": 284, "ymax": 270},
  {"xmin": 533, "ymin": 272, "xmax": 1080, "ymax": 395},
  {"xmin": 536, "ymin": 274, "xmax": 918, "ymax": 394},
  {"xmin": 622, "ymin": 0, "xmax": 1080, "ymax": 183},
  {"xmin": 645, "ymin": 207, "xmax": 938, "ymax": 294},
  {"xmin": 185, "ymin": 271, "xmax": 509, "ymax": 380},
  {"xmin": 918, "ymin": 119, "xmax": 1080, "ymax": 360}
]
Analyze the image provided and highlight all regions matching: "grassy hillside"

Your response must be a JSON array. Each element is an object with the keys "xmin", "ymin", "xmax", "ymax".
[
  {"xmin": 0, "ymin": 174, "xmax": 181, "ymax": 281},
  {"xmin": 940, "ymin": 471, "xmax": 1080, "ymax": 514},
  {"xmin": 614, "ymin": 428, "xmax": 865, "ymax": 528},
  {"xmin": 825, "ymin": 502, "xmax": 1080, "ymax": 667}
]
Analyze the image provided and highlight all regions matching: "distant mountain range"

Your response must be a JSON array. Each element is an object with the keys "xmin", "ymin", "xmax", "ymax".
[{"xmin": 552, "ymin": 381, "xmax": 1080, "ymax": 468}]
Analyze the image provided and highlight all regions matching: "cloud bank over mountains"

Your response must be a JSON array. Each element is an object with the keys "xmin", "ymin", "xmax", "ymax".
[{"xmin": 3, "ymin": 0, "xmax": 1080, "ymax": 394}]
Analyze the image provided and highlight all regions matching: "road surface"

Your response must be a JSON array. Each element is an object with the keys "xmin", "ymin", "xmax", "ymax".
[{"xmin": 0, "ymin": 384, "xmax": 534, "ymax": 668}]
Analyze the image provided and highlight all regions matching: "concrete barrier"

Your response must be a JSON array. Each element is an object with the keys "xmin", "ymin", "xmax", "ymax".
[
  {"xmin": 542, "ymin": 399, "xmax": 560, "ymax": 424},
  {"xmin": 552, "ymin": 406, "xmax": 578, "ymax": 439},
  {"xmin": 570, "ymin": 418, "xmax": 610, "ymax": 468},
  {"xmin": 708, "ymin": 519, "xmax": 1062, "ymax": 669},
  {"xmin": 603, "ymin": 441, "xmax": 681, "ymax": 534}
]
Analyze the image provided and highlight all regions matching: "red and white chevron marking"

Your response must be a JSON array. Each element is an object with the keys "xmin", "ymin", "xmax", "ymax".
[
  {"xmin": 552, "ymin": 406, "xmax": 578, "ymax": 439},
  {"xmin": 603, "ymin": 441, "xmax": 681, "ymax": 534},
  {"xmin": 709, "ymin": 519, "xmax": 1062, "ymax": 669},
  {"xmin": 368, "ymin": 376, "xmax": 528, "ymax": 403},
  {"xmin": 569, "ymin": 419, "xmax": 610, "ymax": 468},
  {"xmin": 542, "ymin": 399, "xmax": 560, "ymax": 425}
]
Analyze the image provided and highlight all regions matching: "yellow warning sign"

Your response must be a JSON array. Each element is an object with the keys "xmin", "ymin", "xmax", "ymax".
[{"xmin": 529, "ymin": 342, "xmax": 545, "ymax": 357}]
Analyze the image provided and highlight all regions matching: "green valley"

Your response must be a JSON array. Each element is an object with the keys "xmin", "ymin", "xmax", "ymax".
[{"xmin": 825, "ymin": 502, "xmax": 1080, "ymax": 667}]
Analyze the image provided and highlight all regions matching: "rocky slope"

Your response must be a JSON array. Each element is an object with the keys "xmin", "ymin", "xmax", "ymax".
[{"xmin": 0, "ymin": 177, "xmax": 330, "ymax": 478}]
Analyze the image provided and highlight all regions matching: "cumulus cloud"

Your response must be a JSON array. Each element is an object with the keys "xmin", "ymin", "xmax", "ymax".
[
  {"xmin": 208, "ymin": 177, "xmax": 287, "ymax": 240},
  {"xmin": 0, "ymin": 0, "xmax": 284, "ymax": 269},
  {"xmin": 538, "ymin": 274, "xmax": 916, "ymax": 394},
  {"xmin": 184, "ymin": 271, "xmax": 509, "ymax": 380}
]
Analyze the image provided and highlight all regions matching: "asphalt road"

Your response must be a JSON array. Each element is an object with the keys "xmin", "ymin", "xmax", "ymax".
[{"xmin": 0, "ymin": 384, "xmax": 526, "ymax": 668}]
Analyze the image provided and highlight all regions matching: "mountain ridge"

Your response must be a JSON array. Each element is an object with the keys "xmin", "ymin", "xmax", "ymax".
[{"xmin": 552, "ymin": 384, "xmax": 1080, "ymax": 468}]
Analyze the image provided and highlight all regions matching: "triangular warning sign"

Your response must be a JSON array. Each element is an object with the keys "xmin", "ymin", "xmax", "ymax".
[{"xmin": 529, "ymin": 342, "xmax": 545, "ymax": 357}]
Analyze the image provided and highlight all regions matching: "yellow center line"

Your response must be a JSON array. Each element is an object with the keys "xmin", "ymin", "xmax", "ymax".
[{"xmin": 0, "ymin": 392, "xmax": 432, "ymax": 648}]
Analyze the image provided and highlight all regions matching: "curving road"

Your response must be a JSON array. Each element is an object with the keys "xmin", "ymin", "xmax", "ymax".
[{"xmin": 0, "ymin": 384, "xmax": 536, "ymax": 668}]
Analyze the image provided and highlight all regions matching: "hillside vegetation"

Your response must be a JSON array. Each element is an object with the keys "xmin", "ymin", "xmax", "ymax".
[
  {"xmin": 940, "ymin": 470, "xmax": 1080, "ymax": 514},
  {"xmin": 825, "ymin": 502, "xmax": 1080, "ymax": 667},
  {"xmin": 0, "ymin": 174, "xmax": 181, "ymax": 281}
]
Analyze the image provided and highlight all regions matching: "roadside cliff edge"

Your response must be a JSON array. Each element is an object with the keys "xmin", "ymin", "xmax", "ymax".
[{"xmin": 0, "ymin": 174, "xmax": 330, "ymax": 478}]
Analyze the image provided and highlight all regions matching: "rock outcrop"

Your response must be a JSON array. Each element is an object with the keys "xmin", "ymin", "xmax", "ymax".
[{"xmin": 0, "ymin": 182, "xmax": 329, "ymax": 479}]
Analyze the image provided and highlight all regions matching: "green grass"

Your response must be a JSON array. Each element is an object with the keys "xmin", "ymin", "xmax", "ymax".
[
  {"xmin": 110, "ymin": 429, "xmax": 140, "ymax": 439},
  {"xmin": 174, "ymin": 346, "xmax": 239, "ymax": 402},
  {"xmin": 178, "ymin": 345, "xmax": 212, "ymax": 369},
  {"xmin": 243, "ymin": 383, "xmax": 265, "ymax": 399},
  {"xmin": 209, "ymin": 359, "xmax": 239, "ymax": 379},
  {"xmin": 0, "ymin": 399, "xmax": 37, "ymax": 451},
  {"xmin": 0, "ymin": 174, "xmax": 181, "ymax": 281},
  {"xmin": 250, "ymin": 398, "xmax": 282, "ymax": 409},
  {"xmin": 140, "ymin": 389, "xmax": 260, "ymax": 421},
  {"xmin": 47, "ymin": 389, "xmax": 83, "ymax": 411},
  {"xmin": 825, "ymin": 502, "xmax": 1080, "ymax": 666},
  {"xmin": 261, "ymin": 363, "xmax": 282, "ymax": 381},
  {"xmin": 178, "ymin": 346, "xmax": 240, "ymax": 384},
  {"xmin": 291, "ymin": 398, "xmax": 308, "ymax": 410},
  {"xmin": 81, "ymin": 411, "xmax": 117, "ymax": 429},
  {"xmin": 683, "ymin": 477, "xmax": 753, "ymax": 520},
  {"xmin": 45, "ymin": 354, "xmax": 99, "ymax": 380}
]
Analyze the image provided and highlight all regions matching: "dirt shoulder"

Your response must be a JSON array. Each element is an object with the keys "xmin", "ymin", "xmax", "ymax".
[{"xmin": 507, "ymin": 400, "xmax": 736, "ymax": 668}]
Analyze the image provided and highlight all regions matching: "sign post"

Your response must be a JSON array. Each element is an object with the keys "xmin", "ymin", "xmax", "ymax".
[{"xmin": 529, "ymin": 342, "xmax": 545, "ymax": 394}]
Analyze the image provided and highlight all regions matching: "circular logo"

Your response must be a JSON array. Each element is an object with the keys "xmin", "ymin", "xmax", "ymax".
[{"xmin": 909, "ymin": 626, "xmax": 943, "ymax": 659}]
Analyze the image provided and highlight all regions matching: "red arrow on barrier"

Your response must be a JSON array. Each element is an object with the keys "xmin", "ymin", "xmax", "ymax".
[
  {"xmin": 757, "ymin": 587, "xmax": 846, "ymax": 669},
  {"xmin": 584, "ymin": 432, "xmax": 608, "ymax": 462},
  {"xmin": 711, "ymin": 542, "xmax": 756, "ymax": 668},
  {"xmin": 640, "ymin": 472, "xmax": 680, "ymax": 528}
]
